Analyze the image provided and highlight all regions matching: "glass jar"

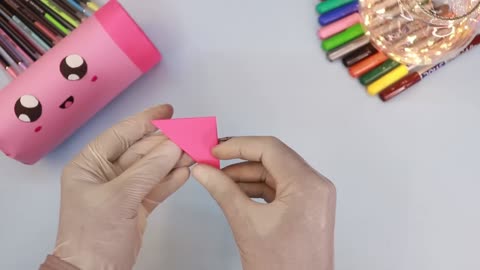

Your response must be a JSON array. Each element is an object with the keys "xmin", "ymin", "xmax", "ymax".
[{"xmin": 359, "ymin": 0, "xmax": 480, "ymax": 65}]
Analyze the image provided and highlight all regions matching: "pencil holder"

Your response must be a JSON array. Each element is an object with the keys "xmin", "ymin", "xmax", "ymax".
[
  {"xmin": 358, "ymin": 0, "xmax": 480, "ymax": 65},
  {"xmin": 0, "ymin": 0, "xmax": 161, "ymax": 164}
]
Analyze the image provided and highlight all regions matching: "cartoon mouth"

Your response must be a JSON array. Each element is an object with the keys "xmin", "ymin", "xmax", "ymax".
[
  {"xmin": 60, "ymin": 96, "xmax": 74, "ymax": 109},
  {"xmin": 35, "ymin": 126, "xmax": 42, "ymax": 133}
]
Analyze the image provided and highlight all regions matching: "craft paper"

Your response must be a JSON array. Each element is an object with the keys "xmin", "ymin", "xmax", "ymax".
[{"xmin": 152, "ymin": 117, "xmax": 220, "ymax": 168}]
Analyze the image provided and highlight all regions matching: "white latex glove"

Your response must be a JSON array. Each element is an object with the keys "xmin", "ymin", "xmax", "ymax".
[
  {"xmin": 53, "ymin": 105, "xmax": 192, "ymax": 270},
  {"xmin": 193, "ymin": 136, "xmax": 337, "ymax": 270}
]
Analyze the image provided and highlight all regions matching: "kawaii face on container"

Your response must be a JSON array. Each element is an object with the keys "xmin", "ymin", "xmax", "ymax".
[{"xmin": 13, "ymin": 54, "xmax": 96, "ymax": 133}]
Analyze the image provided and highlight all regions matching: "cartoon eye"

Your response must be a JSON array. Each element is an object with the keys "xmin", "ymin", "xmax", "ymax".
[
  {"xmin": 15, "ymin": 95, "xmax": 42, "ymax": 123},
  {"xmin": 60, "ymin": 54, "xmax": 88, "ymax": 81}
]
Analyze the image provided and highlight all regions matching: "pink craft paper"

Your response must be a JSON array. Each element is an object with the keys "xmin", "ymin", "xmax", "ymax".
[
  {"xmin": 0, "ymin": 0, "xmax": 161, "ymax": 164},
  {"xmin": 152, "ymin": 117, "xmax": 220, "ymax": 168}
]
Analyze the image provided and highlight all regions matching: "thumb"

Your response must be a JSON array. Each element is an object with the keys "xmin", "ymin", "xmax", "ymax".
[{"xmin": 192, "ymin": 164, "xmax": 252, "ymax": 222}]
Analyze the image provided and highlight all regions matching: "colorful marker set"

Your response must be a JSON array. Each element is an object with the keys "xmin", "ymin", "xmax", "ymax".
[
  {"xmin": 0, "ymin": 0, "xmax": 100, "ymax": 80},
  {"xmin": 316, "ymin": 0, "xmax": 480, "ymax": 101}
]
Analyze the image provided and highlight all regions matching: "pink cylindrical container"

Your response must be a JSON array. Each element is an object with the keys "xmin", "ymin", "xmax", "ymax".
[{"xmin": 0, "ymin": 0, "xmax": 161, "ymax": 164}]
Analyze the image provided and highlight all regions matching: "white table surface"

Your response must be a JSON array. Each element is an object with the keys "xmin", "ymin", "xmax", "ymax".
[{"xmin": 1, "ymin": 0, "xmax": 479, "ymax": 269}]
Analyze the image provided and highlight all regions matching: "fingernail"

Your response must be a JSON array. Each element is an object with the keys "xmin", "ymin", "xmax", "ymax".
[{"xmin": 218, "ymin": 137, "xmax": 233, "ymax": 143}]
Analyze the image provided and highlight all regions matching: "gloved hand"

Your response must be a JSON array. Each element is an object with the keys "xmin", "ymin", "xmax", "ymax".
[
  {"xmin": 52, "ymin": 105, "xmax": 192, "ymax": 270},
  {"xmin": 192, "ymin": 136, "xmax": 337, "ymax": 270}
]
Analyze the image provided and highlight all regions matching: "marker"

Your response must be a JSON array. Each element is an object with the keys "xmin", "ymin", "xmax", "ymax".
[
  {"xmin": 348, "ymin": 51, "xmax": 388, "ymax": 77},
  {"xmin": 317, "ymin": 0, "xmax": 357, "ymax": 14},
  {"xmin": 0, "ymin": 27, "xmax": 34, "ymax": 65},
  {"xmin": 67, "ymin": 0, "xmax": 93, "ymax": 17},
  {"xmin": 39, "ymin": 0, "xmax": 80, "ymax": 27},
  {"xmin": 2, "ymin": 0, "xmax": 60, "ymax": 43},
  {"xmin": 322, "ymin": 23, "xmax": 364, "ymax": 51},
  {"xmin": 0, "ymin": 4, "xmax": 52, "ymax": 51},
  {"xmin": 360, "ymin": 59, "xmax": 400, "ymax": 85},
  {"xmin": 326, "ymin": 34, "xmax": 370, "ymax": 61},
  {"xmin": 22, "ymin": 0, "xmax": 71, "ymax": 35},
  {"xmin": 0, "ymin": 44, "xmax": 21, "ymax": 71},
  {"xmin": 366, "ymin": 64, "xmax": 409, "ymax": 95},
  {"xmin": 318, "ymin": 1, "xmax": 359, "ymax": 26},
  {"xmin": 0, "ymin": 36, "xmax": 29, "ymax": 70},
  {"xmin": 380, "ymin": 35, "xmax": 480, "ymax": 101},
  {"xmin": 342, "ymin": 43, "xmax": 377, "ymax": 67},
  {"xmin": 0, "ymin": 7, "xmax": 50, "ymax": 54},
  {"xmin": 51, "ymin": 0, "xmax": 85, "ymax": 20},
  {"xmin": 28, "ymin": 0, "xmax": 75, "ymax": 32},
  {"xmin": 0, "ymin": 53, "xmax": 17, "ymax": 78},
  {"xmin": 62, "ymin": 0, "xmax": 92, "ymax": 17},
  {"xmin": 318, "ymin": 13, "xmax": 361, "ymax": 40},
  {"xmin": 13, "ymin": 0, "xmax": 65, "ymax": 38},
  {"xmin": 77, "ymin": 0, "xmax": 99, "ymax": 11},
  {"xmin": 0, "ymin": 14, "xmax": 41, "ymax": 60}
]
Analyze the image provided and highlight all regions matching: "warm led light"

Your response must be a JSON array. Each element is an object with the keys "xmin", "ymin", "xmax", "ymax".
[{"xmin": 359, "ymin": 0, "xmax": 480, "ymax": 65}]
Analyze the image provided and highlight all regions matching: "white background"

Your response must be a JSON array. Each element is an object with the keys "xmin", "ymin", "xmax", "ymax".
[{"xmin": 1, "ymin": 0, "xmax": 479, "ymax": 269}]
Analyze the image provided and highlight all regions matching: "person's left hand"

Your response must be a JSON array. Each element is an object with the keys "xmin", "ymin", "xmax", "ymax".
[{"xmin": 52, "ymin": 104, "xmax": 192, "ymax": 270}]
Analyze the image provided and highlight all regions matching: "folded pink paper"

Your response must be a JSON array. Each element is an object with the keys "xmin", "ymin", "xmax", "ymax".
[{"xmin": 152, "ymin": 117, "xmax": 220, "ymax": 168}]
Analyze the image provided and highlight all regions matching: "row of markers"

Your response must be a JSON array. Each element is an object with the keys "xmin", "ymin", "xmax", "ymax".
[
  {"xmin": 0, "ymin": 0, "xmax": 100, "ymax": 81},
  {"xmin": 316, "ymin": 0, "xmax": 480, "ymax": 101}
]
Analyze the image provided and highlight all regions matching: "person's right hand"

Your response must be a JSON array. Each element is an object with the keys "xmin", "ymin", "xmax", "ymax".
[{"xmin": 192, "ymin": 137, "xmax": 336, "ymax": 270}]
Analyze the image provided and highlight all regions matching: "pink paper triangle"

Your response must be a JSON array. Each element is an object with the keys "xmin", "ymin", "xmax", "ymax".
[{"xmin": 152, "ymin": 117, "xmax": 220, "ymax": 168}]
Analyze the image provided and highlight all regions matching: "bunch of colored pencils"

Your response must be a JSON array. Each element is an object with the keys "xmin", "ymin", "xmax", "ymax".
[
  {"xmin": 316, "ymin": 0, "xmax": 480, "ymax": 101},
  {"xmin": 0, "ymin": 0, "xmax": 100, "ymax": 80}
]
